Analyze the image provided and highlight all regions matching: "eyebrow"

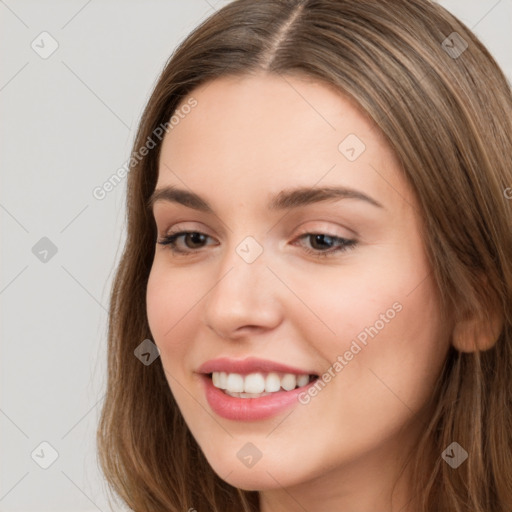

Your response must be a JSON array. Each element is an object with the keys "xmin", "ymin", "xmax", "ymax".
[{"xmin": 147, "ymin": 184, "xmax": 384, "ymax": 213}]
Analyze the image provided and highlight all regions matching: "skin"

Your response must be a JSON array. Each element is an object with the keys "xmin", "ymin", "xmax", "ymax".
[{"xmin": 146, "ymin": 72, "xmax": 452, "ymax": 512}]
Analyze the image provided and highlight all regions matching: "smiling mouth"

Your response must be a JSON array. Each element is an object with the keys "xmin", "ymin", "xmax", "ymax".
[{"xmin": 207, "ymin": 371, "xmax": 319, "ymax": 398}]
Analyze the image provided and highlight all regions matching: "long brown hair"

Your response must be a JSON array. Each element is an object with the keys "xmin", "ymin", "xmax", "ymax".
[{"xmin": 96, "ymin": 1, "xmax": 512, "ymax": 510}]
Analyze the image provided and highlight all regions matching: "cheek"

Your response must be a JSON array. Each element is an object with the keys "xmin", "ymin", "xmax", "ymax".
[
  {"xmin": 282, "ymin": 268, "xmax": 447, "ymax": 468},
  {"xmin": 146, "ymin": 265, "xmax": 204, "ymax": 420},
  {"xmin": 350, "ymin": 287, "xmax": 446, "ymax": 386},
  {"xmin": 298, "ymin": 246, "xmax": 447, "ymax": 400},
  {"xmin": 146, "ymin": 266, "xmax": 172, "ymax": 341},
  {"xmin": 146, "ymin": 264, "xmax": 198, "ymax": 363}
]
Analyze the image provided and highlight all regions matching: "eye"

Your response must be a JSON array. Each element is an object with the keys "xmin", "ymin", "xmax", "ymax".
[
  {"xmin": 292, "ymin": 233, "xmax": 357, "ymax": 258},
  {"xmin": 157, "ymin": 230, "xmax": 215, "ymax": 254},
  {"xmin": 157, "ymin": 230, "xmax": 357, "ymax": 259}
]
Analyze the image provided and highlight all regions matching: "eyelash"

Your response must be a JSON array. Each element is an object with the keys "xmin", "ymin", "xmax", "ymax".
[{"xmin": 156, "ymin": 230, "xmax": 357, "ymax": 258}]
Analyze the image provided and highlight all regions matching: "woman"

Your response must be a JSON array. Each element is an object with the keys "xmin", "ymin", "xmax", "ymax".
[{"xmin": 96, "ymin": 1, "xmax": 512, "ymax": 510}]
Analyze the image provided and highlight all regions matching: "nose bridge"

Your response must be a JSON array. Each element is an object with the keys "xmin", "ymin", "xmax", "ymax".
[
  {"xmin": 203, "ymin": 234, "xmax": 282, "ymax": 335},
  {"xmin": 211, "ymin": 234, "xmax": 270, "ymax": 307}
]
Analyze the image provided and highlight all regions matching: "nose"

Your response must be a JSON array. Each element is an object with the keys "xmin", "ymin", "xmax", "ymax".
[{"xmin": 202, "ymin": 242, "xmax": 284, "ymax": 340}]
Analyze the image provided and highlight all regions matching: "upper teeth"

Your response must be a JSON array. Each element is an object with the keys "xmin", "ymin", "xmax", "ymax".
[{"xmin": 212, "ymin": 371, "xmax": 311, "ymax": 394}]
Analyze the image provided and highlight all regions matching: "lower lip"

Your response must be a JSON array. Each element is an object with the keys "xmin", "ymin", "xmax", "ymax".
[{"xmin": 200, "ymin": 374, "xmax": 317, "ymax": 421}]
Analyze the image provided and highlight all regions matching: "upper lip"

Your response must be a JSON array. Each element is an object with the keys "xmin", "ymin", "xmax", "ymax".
[{"xmin": 197, "ymin": 357, "xmax": 318, "ymax": 376}]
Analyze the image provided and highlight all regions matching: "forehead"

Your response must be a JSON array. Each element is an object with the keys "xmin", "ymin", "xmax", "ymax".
[{"xmin": 156, "ymin": 72, "xmax": 411, "ymax": 212}]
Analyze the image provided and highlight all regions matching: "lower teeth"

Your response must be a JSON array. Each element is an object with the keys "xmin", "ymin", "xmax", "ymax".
[{"xmin": 224, "ymin": 390, "xmax": 275, "ymax": 398}]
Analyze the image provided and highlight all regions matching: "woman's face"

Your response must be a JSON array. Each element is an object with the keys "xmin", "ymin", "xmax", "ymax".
[{"xmin": 146, "ymin": 72, "xmax": 451, "ymax": 506}]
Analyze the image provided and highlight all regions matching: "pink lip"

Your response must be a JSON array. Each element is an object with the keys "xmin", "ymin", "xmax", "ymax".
[
  {"xmin": 197, "ymin": 357, "xmax": 317, "ymax": 376},
  {"xmin": 200, "ymin": 374, "xmax": 317, "ymax": 421},
  {"xmin": 196, "ymin": 357, "xmax": 319, "ymax": 421}
]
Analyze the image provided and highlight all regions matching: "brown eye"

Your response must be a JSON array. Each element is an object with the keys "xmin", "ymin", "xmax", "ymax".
[
  {"xmin": 293, "ymin": 233, "xmax": 357, "ymax": 258},
  {"xmin": 157, "ymin": 231, "xmax": 215, "ymax": 254}
]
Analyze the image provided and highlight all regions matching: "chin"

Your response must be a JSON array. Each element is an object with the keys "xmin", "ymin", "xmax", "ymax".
[
  {"xmin": 203, "ymin": 449, "xmax": 307, "ymax": 491},
  {"xmin": 215, "ymin": 466, "xmax": 291, "ymax": 491}
]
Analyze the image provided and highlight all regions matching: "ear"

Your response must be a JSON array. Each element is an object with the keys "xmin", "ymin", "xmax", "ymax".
[{"xmin": 451, "ymin": 299, "xmax": 503, "ymax": 353}]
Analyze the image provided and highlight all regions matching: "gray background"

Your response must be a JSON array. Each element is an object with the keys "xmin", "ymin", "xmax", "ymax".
[{"xmin": 1, "ymin": 1, "xmax": 511, "ymax": 510}]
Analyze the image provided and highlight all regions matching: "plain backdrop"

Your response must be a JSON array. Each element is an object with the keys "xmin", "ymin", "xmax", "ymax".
[{"xmin": 1, "ymin": 1, "xmax": 511, "ymax": 510}]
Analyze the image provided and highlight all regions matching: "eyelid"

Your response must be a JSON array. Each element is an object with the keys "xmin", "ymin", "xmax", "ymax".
[
  {"xmin": 159, "ymin": 221, "xmax": 212, "ymax": 237},
  {"xmin": 293, "ymin": 220, "xmax": 357, "ymax": 239},
  {"xmin": 160, "ymin": 221, "xmax": 353, "ymax": 240}
]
